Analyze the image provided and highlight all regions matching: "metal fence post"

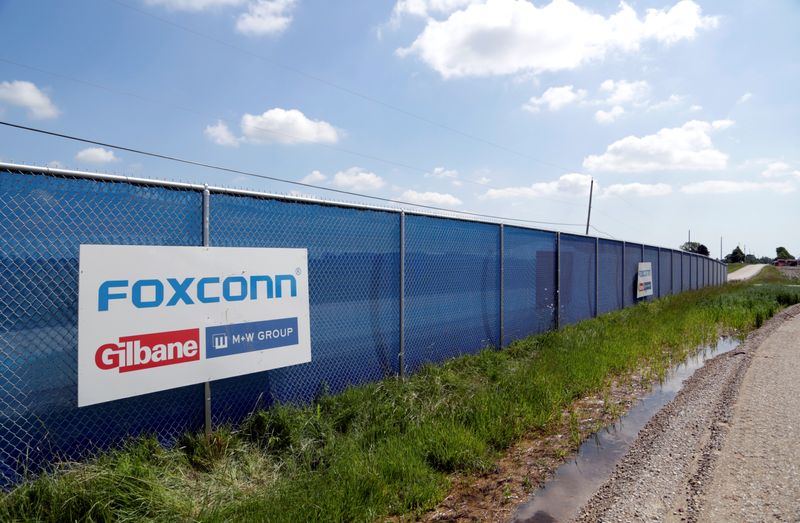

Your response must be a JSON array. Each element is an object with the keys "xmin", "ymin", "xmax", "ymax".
[
  {"xmin": 621, "ymin": 241, "xmax": 626, "ymax": 308},
  {"xmin": 555, "ymin": 232, "xmax": 561, "ymax": 329},
  {"xmin": 670, "ymin": 250, "xmax": 674, "ymax": 295},
  {"xmin": 202, "ymin": 185, "xmax": 212, "ymax": 438},
  {"xmin": 657, "ymin": 246, "xmax": 661, "ymax": 298},
  {"xmin": 499, "ymin": 224, "xmax": 504, "ymax": 348},
  {"xmin": 595, "ymin": 237, "xmax": 599, "ymax": 317},
  {"xmin": 399, "ymin": 211, "xmax": 406, "ymax": 379}
]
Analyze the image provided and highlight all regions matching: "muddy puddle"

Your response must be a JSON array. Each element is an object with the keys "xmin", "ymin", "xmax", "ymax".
[{"xmin": 510, "ymin": 337, "xmax": 740, "ymax": 523}]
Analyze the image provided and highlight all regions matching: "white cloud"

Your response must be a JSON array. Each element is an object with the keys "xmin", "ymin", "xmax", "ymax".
[
  {"xmin": 301, "ymin": 170, "xmax": 327, "ymax": 184},
  {"xmin": 476, "ymin": 176, "xmax": 491, "ymax": 185},
  {"xmin": 760, "ymin": 162, "xmax": 800, "ymax": 179},
  {"xmin": 737, "ymin": 92, "xmax": 753, "ymax": 104},
  {"xmin": 603, "ymin": 182, "xmax": 671, "ymax": 197},
  {"xmin": 583, "ymin": 119, "xmax": 733, "ymax": 172},
  {"xmin": 144, "ymin": 0, "xmax": 245, "ymax": 10},
  {"xmin": 392, "ymin": 0, "xmax": 480, "ymax": 19},
  {"xmin": 0, "ymin": 80, "xmax": 59, "ymax": 119},
  {"xmin": 595, "ymin": 105, "xmax": 625, "ymax": 124},
  {"xmin": 236, "ymin": 0, "xmax": 296, "ymax": 36},
  {"xmin": 75, "ymin": 147, "xmax": 118, "ymax": 164},
  {"xmin": 204, "ymin": 120, "xmax": 240, "ymax": 147},
  {"xmin": 331, "ymin": 167, "xmax": 385, "ymax": 191},
  {"xmin": 427, "ymin": 166, "xmax": 459, "ymax": 179},
  {"xmin": 397, "ymin": 0, "xmax": 718, "ymax": 78},
  {"xmin": 689, "ymin": 104, "xmax": 703, "ymax": 112},
  {"xmin": 681, "ymin": 180, "xmax": 794, "ymax": 195},
  {"xmin": 646, "ymin": 94, "xmax": 684, "ymax": 111},
  {"xmin": 599, "ymin": 79, "xmax": 650, "ymax": 106},
  {"xmin": 481, "ymin": 173, "xmax": 592, "ymax": 200},
  {"xmin": 240, "ymin": 108, "xmax": 339, "ymax": 145},
  {"xmin": 523, "ymin": 85, "xmax": 587, "ymax": 113},
  {"xmin": 711, "ymin": 119, "xmax": 734, "ymax": 130},
  {"xmin": 400, "ymin": 189, "xmax": 462, "ymax": 206}
]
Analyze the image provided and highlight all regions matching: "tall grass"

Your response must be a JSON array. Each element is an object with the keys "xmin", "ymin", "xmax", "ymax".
[{"xmin": 2, "ymin": 284, "xmax": 798, "ymax": 522}]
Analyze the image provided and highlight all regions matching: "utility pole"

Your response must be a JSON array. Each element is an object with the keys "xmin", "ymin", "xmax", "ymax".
[
  {"xmin": 585, "ymin": 178, "xmax": 594, "ymax": 235},
  {"xmin": 720, "ymin": 236, "xmax": 723, "ymax": 261},
  {"xmin": 688, "ymin": 229, "xmax": 691, "ymax": 244}
]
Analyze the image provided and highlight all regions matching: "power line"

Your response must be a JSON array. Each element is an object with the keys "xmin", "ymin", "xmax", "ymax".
[
  {"xmin": 107, "ymin": 0, "xmax": 575, "ymax": 174},
  {"xmin": 0, "ymin": 120, "xmax": 585, "ymax": 228},
  {"xmin": 591, "ymin": 225, "xmax": 619, "ymax": 240}
]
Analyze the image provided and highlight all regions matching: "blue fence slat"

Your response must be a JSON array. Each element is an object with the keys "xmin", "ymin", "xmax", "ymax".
[
  {"xmin": 404, "ymin": 215, "xmax": 500, "ymax": 372},
  {"xmin": 503, "ymin": 227, "xmax": 556, "ymax": 345},
  {"xmin": 0, "ymin": 170, "xmax": 204, "ymax": 484},
  {"xmin": 623, "ymin": 243, "xmax": 642, "ymax": 307},
  {"xmin": 658, "ymin": 249, "xmax": 671, "ymax": 297},
  {"xmin": 598, "ymin": 239, "xmax": 623, "ymax": 314},
  {"xmin": 671, "ymin": 251, "xmax": 681, "ymax": 294},
  {"xmin": 643, "ymin": 246, "xmax": 659, "ymax": 300},
  {"xmin": 559, "ymin": 234, "xmax": 596, "ymax": 326},
  {"xmin": 208, "ymin": 193, "xmax": 400, "ymax": 415}
]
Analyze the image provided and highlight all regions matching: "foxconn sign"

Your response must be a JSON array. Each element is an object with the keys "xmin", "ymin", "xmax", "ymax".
[{"xmin": 78, "ymin": 245, "xmax": 311, "ymax": 407}]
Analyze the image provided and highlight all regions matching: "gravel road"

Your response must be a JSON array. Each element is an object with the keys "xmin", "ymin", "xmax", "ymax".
[
  {"xmin": 574, "ymin": 303, "xmax": 800, "ymax": 523},
  {"xmin": 699, "ymin": 306, "xmax": 800, "ymax": 522},
  {"xmin": 728, "ymin": 264, "xmax": 768, "ymax": 281}
]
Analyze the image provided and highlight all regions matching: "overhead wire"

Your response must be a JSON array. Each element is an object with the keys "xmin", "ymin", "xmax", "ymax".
[{"xmin": 0, "ymin": 120, "xmax": 586, "ymax": 228}]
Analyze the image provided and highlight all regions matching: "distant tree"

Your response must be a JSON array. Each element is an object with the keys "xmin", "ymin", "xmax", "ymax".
[
  {"xmin": 681, "ymin": 242, "xmax": 710, "ymax": 256},
  {"xmin": 725, "ymin": 246, "xmax": 746, "ymax": 263},
  {"xmin": 744, "ymin": 254, "xmax": 758, "ymax": 264},
  {"xmin": 758, "ymin": 256, "xmax": 773, "ymax": 264},
  {"xmin": 776, "ymin": 246, "xmax": 795, "ymax": 260}
]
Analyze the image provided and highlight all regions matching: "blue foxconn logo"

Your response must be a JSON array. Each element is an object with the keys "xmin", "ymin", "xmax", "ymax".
[
  {"xmin": 97, "ymin": 274, "xmax": 297, "ymax": 311},
  {"xmin": 205, "ymin": 318, "xmax": 299, "ymax": 358}
]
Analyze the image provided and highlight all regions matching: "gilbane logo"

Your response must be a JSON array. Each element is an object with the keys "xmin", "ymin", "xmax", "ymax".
[
  {"xmin": 95, "ymin": 328, "xmax": 200, "ymax": 372},
  {"xmin": 97, "ymin": 274, "xmax": 298, "ymax": 311}
]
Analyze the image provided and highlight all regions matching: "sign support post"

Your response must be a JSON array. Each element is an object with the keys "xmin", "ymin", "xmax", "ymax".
[{"xmin": 203, "ymin": 185, "xmax": 212, "ymax": 437}]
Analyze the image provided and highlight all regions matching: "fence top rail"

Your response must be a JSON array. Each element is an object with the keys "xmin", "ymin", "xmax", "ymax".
[{"xmin": 0, "ymin": 161, "xmax": 724, "ymax": 264}]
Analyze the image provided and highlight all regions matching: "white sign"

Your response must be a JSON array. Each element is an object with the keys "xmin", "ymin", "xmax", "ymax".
[
  {"xmin": 637, "ymin": 261, "xmax": 654, "ymax": 299},
  {"xmin": 78, "ymin": 245, "xmax": 311, "ymax": 407}
]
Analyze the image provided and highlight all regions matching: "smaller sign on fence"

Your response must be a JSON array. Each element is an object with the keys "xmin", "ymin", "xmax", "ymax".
[
  {"xmin": 78, "ymin": 245, "xmax": 311, "ymax": 407},
  {"xmin": 637, "ymin": 261, "xmax": 653, "ymax": 299}
]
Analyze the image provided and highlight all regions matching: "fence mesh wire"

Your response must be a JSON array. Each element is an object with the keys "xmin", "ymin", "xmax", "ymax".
[
  {"xmin": 0, "ymin": 169, "xmax": 204, "ymax": 483},
  {"xmin": 0, "ymin": 167, "xmax": 727, "ymax": 484},
  {"xmin": 502, "ymin": 227, "xmax": 556, "ymax": 345},
  {"xmin": 560, "ymin": 234, "xmax": 596, "ymax": 326},
  {"xmin": 404, "ymin": 215, "xmax": 500, "ymax": 372},
  {"xmin": 598, "ymin": 239, "xmax": 623, "ymax": 314}
]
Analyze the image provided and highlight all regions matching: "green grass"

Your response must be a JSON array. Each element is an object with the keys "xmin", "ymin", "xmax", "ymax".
[
  {"xmin": 749, "ymin": 265, "xmax": 794, "ymax": 284},
  {"xmin": 3, "ymin": 284, "xmax": 800, "ymax": 523}
]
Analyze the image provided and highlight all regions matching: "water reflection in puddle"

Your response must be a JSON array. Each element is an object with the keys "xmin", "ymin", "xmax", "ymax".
[{"xmin": 510, "ymin": 337, "xmax": 740, "ymax": 523}]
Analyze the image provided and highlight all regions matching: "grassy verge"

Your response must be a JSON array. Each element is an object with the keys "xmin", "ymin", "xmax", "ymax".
[
  {"xmin": 749, "ymin": 265, "xmax": 794, "ymax": 284},
  {"xmin": 3, "ymin": 284, "xmax": 800, "ymax": 522}
]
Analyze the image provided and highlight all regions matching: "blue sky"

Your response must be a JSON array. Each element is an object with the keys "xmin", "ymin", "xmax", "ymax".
[{"xmin": 0, "ymin": 0, "xmax": 797, "ymax": 258}]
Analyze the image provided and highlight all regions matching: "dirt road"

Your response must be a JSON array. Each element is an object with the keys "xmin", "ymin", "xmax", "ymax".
[
  {"xmin": 699, "ymin": 307, "xmax": 800, "ymax": 522},
  {"xmin": 728, "ymin": 264, "xmax": 768, "ymax": 281},
  {"xmin": 575, "ymin": 304, "xmax": 800, "ymax": 522}
]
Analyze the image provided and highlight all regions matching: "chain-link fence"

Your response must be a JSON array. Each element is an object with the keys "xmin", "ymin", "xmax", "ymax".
[{"xmin": 0, "ymin": 164, "xmax": 727, "ymax": 485}]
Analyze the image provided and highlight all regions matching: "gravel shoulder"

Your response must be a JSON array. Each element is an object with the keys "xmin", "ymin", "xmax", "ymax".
[{"xmin": 575, "ymin": 303, "xmax": 800, "ymax": 523}]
